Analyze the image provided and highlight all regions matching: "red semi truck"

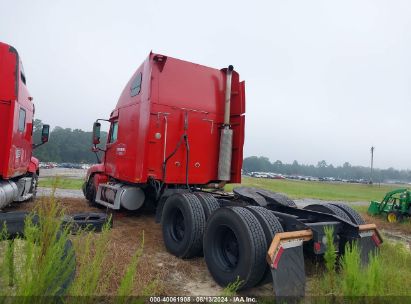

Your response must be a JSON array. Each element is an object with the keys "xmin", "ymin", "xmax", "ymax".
[
  {"xmin": 0, "ymin": 42, "xmax": 49, "ymax": 208},
  {"xmin": 84, "ymin": 53, "xmax": 382, "ymax": 297}
]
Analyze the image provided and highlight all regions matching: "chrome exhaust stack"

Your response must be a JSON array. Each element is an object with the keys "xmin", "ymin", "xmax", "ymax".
[{"xmin": 218, "ymin": 65, "xmax": 234, "ymax": 181}]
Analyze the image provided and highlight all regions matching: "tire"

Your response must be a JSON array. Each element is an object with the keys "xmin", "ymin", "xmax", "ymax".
[
  {"xmin": 0, "ymin": 212, "xmax": 39, "ymax": 237},
  {"xmin": 330, "ymin": 203, "xmax": 366, "ymax": 225},
  {"xmin": 62, "ymin": 212, "xmax": 112, "ymax": 233},
  {"xmin": 194, "ymin": 192, "xmax": 220, "ymax": 220},
  {"xmin": 245, "ymin": 206, "xmax": 283, "ymax": 286},
  {"xmin": 203, "ymin": 206, "xmax": 267, "ymax": 290},
  {"xmin": 0, "ymin": 212, "xmax": 75, "ymax": 294},
  {"xmin": 387, "ymin": 211, "xmax": 403, "ymax": 223},
  {"xmin": 84, "ymin": 176, "xmax": 98, "ymax": 207},
  {"xmin": 303, "ymin": 203, "xmax": 351, "ymax": 222},
  {"xmin": 28, "ymin": 172, "xmax": 38, "ymax": 202},
  {"xmin": 161, "ymin": 193, "xmax": 206, "ymax": 258}
]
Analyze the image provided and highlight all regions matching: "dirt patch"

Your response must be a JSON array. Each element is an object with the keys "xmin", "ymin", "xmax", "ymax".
[{"xmin": 362, "ymin": 212, "xmax": 411, "ymax": 235}]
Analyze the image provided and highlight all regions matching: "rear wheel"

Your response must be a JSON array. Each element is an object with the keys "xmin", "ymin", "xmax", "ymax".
[
  {"xmin": 203, "ymin": 207, "xmax": 267, "ymax": 290},
  {"xmin": 330, "ymin": 203, "xmax": 366, "ymax": 225},
  {"xmin": 194, "ymin": 192, "xmax": 220, "ymax": 220},
  {"xmin": 245, "ymin": 206, "xmax": 283, "ymax": 285},
  {"xmin": 387, "ymin": 211, "xmax": 403, "ymax": 223},
  {"xmin": 162, "ymin": 193, "xmax": 206, "ymax": 258}
]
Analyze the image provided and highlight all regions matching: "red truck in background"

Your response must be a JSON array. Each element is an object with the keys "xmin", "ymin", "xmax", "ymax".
[{"xmin": 0, "ymin": 42, "xmax": 49, "ymax": 208}]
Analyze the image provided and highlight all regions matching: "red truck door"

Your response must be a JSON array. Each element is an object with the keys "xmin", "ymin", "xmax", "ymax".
[{"xmin": 104, "ymin": 117, "xmax": 120, "ymax": 178}]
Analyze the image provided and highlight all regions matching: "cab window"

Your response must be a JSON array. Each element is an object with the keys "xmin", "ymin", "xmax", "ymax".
[
  {"xmin": 130, "ymin": 72, "xmax": 142, "ymax": 97},
  {"xmin": 109, "ymin": 121, "xmax": 118, "ymax": 143},
  {"xmin": 18, "ymin": 108, "xmax": 26, "ymax": 132}
]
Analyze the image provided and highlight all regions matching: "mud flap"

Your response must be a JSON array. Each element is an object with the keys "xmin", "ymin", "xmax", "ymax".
[
  {"xmin": 271, "ymin": 241, "xmax": 305, "ymax": 299},
  {"xmin": 267, "ymin": 230, "xmax": 313, "ymax": 299},
  {"xmin": 358, "ymin": 224, "xmax": 382, "ymax": 265}
]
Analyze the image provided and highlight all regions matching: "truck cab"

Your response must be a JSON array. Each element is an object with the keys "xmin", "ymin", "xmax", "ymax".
[
  {"xmin": 0, "ymin": 41, "xmax": 49, "ymax": 208},
  {"xmin": 83, "ymin": 53, "xmax": 245, "ymax": 210}
]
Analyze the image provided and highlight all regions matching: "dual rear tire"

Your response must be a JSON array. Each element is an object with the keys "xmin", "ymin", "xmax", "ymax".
[
  {"xmin": 161, "ymin": 193, "xmax": 206, "ymax": 258},
  {"xmin": 203, "ymin": 207, "xmax": 267, "ymax": 289},
  {"xmin": 161, "ymin": 192, "xmax": 220, "ymax": 258},
  {"xmin": 161, "ymin": 192, "xmax": 283, "ymax": 290}
]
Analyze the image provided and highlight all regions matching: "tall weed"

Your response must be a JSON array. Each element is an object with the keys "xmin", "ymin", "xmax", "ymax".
[
  {"xmin": 323, "ymin": 226, "xmax": 337, "ymax": 293},
  {"xmin": 312, "ymin": 239, "xmax": 411, "ymax": 297}
]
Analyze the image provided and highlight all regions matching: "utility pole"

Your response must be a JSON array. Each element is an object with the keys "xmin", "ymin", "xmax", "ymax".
[{"xmin": 370, "ymin": 146, "xmax": 375, "ymax": 184}]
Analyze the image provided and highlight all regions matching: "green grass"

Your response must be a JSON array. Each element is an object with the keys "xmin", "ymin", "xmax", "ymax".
[
  {"xmin": 38, "ymin": 177, "xmax": 83, "ymax": 190},
  {"xmin": 226, "ymin": 177, "xmax": 403, "ymax": 202},
  {"xmin": 220, "ymin": 277, "xmax": 243, "ymax": 297},
  {"xmin": 311, "ymin": 240, "xmax": 411, "ymax": 297}
]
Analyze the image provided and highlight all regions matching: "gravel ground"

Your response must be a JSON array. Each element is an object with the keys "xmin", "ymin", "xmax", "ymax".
[
  {"xmin": 39, "ymin": 168, "xmax": 87, "ymax": 179},
  {"xmin": 37, "ymin": 187, "xmax": 84, "ymax": 198}
]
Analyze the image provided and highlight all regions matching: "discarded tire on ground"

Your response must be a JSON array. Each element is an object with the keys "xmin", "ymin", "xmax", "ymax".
[
  {"xmin": 203, "ymin": 206, "xmax": 267, "ymax": 290},
  {"xmin": 303, "ymin": 203, "xmax": 352, "ymax": 222},
  {"xmin": 330, "ymin": 203, "xmax": 366, "ymax": 225},
  {"xmin": 245, "ymin": 206, "xmax": 284, "ymax": 285},
  {"xmin": 0, "ymin": 211, "xmax": 76, "ymax": 294},
  {"xmin": 62, "ymin": 212, "xmax": 112, "ymax": 233},
  {"xmin": 194, "ymin": 192, "xmax": 220, "ymax": 220},
  {"xmin": 161, "ymin": 193, "xmax": 206, "ymax": 258},
  {"xmin": 0, "ymin": 212, "xmax": 38, "ymax": 237}
]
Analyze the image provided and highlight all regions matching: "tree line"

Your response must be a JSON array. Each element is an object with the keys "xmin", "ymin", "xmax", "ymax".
[
  {"xmin": 243, "ymin": 156, "xmax": 411, "ymax": 183},
  {"xmin": 33, "ymin": 120, "xmax": 106, "ymax": 164}
]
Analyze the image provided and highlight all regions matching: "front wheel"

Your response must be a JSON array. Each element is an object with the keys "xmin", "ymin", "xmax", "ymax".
[
  {"xmin": 28, "ymin": 172, "xmax": 39, "ymax": 202},
  {"xmin": 84, "ymin": 176, "xmax": 98, "ymax": 207}
]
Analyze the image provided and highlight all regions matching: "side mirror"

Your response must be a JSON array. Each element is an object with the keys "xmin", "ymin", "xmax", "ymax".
[
  {"xmin": 92, "ymin": 122, "xmax": 101, "ymax": 145},
  {"xmin": 41, "ymin": 124, "xmax": 50, "ymax": 143}
]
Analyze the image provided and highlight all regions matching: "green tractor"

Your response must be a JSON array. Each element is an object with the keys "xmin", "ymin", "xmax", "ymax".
[{"xmin": 368, "ymin": 188, "xmax": 411, "ymax": 223}]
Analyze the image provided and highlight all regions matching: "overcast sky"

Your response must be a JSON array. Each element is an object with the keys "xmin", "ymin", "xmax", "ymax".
[{"xmin": 1, "ymin": 0, "xmax": 410, "ymax": 169}]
